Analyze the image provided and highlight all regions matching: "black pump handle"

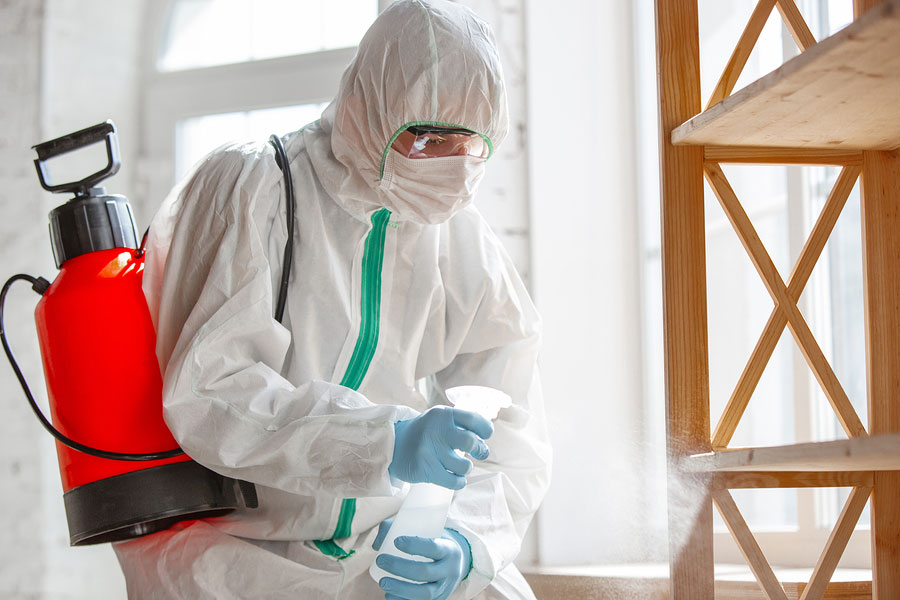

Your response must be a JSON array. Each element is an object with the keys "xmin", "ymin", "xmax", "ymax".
[{"xmin": 33, "ymin": 120, "xmax": 121, "ymax": 195}]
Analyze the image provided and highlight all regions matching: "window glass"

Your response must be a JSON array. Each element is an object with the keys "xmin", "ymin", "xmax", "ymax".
[
  {"xmin": 715, "ymin": 489, "xmax": 799, "ymax": 532},
  {"xmin": 796, "ymin": 0, "xmax": 869, "ymax": 533},
  {"xmin": 806, "ymin": 167, "xmax": 870, "ymax": 529},
  {"xmin": 159, "ymin": 0, "xmax": 377, "ymax": 71},
  {"xmin": 825, "ymin": 0, "xmax": 853, "ymax": 32},
  {"xmin": 706, "ymin": 164, "xmax": 794, "ymax": 450},
  {"xmin": 698, "ymin": 0, "xmax": 785, "ymax": 103},
  {"xmin": 705, "ymin": 164, "xmax": 797, "ymax": 532},
  {"xmin": 175, "ymin": 103, "xmax": 328, "ymax": 180}
]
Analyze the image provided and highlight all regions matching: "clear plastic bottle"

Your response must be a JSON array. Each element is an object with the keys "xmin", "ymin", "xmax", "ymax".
[{"xmin": 369, "ymin": 386, "xmax": 511, "ymax": 584}]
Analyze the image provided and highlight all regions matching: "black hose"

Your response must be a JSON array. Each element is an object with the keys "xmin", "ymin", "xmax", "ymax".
[
  {"xmin": 135, "ymin": 227, "xmax": 149, "ymax": 258},
  {"xmin": 269, "ymin": 134, "xmax": 295, "ymax": 325},
  {"xmin": 1, "ymin": 273, "xmax": 184, "ymax": 461}
]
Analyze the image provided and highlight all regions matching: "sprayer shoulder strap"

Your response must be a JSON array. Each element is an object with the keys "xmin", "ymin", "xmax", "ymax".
[{"xmin": 268, "ymin": 134, "xmax": 295, "ymax": 325}]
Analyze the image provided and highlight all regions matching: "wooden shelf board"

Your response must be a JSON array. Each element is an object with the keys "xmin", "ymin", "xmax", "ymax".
[
  {"xmin": 522, "ymin": 564, "xmax": 871, "ymax": 599},
  {"xmin": 672, "ymin": 0, "xmax": 900, "ymax": 150},
  {"xmin": 684, "ymin": 432, "xmax": 900, "ymax": 473}
]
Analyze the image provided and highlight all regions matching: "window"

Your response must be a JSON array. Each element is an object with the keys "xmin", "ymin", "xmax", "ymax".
[
  {"xmin": 158, "ymin": 0, "xmax": 377, "ymax": 71},
  {"xmin": 175, "ymin": 103, "xmax": 327, "ymax": 180},
  {"xmin": 143, "ymin": 0, "xmax": 387, "ymax": 203}
]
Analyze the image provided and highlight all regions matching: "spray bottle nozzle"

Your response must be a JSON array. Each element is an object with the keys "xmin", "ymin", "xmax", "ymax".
[
  {"xmin": 32, "ymin": 120, "xmax": 121, "ymax": 197},
  {"xmin": 445, "ymin": 386, "xmax": 512, "ymax": 420}
]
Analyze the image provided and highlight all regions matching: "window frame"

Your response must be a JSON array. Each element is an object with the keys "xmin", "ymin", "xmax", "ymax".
[{"xmin": 140, "ymin": 0, "xmax": 393, "ymax": 205}]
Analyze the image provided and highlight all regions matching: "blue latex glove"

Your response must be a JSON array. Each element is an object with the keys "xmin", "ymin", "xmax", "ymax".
[
  {"xmin": 373, "ymin": 520, "xmax": 472, "ymax": 600},
  {"xmin": 389, "ymin": 406, "xmax": 494, "ymax": 490}
]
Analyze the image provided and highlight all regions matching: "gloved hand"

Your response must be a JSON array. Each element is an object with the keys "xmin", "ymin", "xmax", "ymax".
[
  {"xmin": 389, "ymin": 406, "xmax": 494, "ymax": 490},
  {"xmin": 373, "ymin": 520, "xmax": 472, "ymax": 600}
]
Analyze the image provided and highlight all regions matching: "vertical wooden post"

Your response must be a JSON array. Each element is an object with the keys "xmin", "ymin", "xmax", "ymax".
[
  {"xmin": 854, "ymin": 0, "xmax": 885, "ymax": 18},
  {"xmin": 859, "ymin": 149, "xmax": 900, "ymax": 600},
  {"xmin": 655, "ymin": 1, "xmax": 713, "ymax": 598},
  {"xmin": 853, "ymin": 3, "xmax": 896, "ymax": 598}
]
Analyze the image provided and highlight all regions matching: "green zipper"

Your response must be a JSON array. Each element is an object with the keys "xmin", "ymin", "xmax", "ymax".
[
  {"xmin": 340, "ymin": 208, "xmax": 391, "ymax": 390},
  {"xmin": 314, "ymin": 208, "xmax": 391, "ymax": 560},
  {"xmin": 313, "ymin": 494, "xmax": 357, "ymax": 558}
]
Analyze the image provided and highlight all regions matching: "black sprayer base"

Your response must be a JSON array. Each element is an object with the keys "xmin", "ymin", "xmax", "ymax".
[{"xmin": 63, "ymin": 460, "xmax": 258, "ymax": 546}]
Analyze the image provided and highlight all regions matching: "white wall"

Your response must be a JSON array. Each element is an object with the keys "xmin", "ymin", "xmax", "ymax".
[
  {"xmin": 526, "ymin": 0, "xmax": 658, "ymax": 565},
  {"xmin": 455, "ymin": 0, "xmax": 532, "ymax": 286},
  {"xmin": 42, "ymin": 0, "xmax": 147, "ymax": 223},
  {"xmin": 0, "ymin": 2, "xmax": 52, "ymax": 598},
  {"xmin": 0, "ymin": 1, "xmax": 144, "ymax": 597}
]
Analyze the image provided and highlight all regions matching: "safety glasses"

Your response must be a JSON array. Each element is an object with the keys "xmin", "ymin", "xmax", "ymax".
[{"xmin": 391, "ymin": 125, "xmax": 489, "ymax": 159}]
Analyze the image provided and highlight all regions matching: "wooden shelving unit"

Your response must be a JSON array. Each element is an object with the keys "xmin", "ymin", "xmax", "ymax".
[{"xmin": 655, "ymin": 0, "xmax": 900, "ymax": 598}]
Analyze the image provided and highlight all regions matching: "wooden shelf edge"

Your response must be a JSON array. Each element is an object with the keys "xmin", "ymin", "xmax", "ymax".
[
  {"xmin": 682, "ymin": 432, "xmax": 900, "ymax": 473},
  {"xmin": 522, "ymin": 565, "xmax": 871, "ymax": 600},
  {"xmin": 703, "ymin": 146, "xmax": 863, "ymax": 165},
  {"xmin": 713, "ymin": 471, "xmax": 875, "ymax": 489},
  {"xmin": 672, "ymin": 0, "xmax": 900, "ymax": 149}
]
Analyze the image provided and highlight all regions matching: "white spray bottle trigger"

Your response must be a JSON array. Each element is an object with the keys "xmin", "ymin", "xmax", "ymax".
[{"xmin": 369, "ymin": 386, "xmax": 511, "ymax": 584}]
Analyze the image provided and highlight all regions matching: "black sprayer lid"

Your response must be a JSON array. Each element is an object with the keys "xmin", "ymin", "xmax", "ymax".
[
  {"xmin": 48, "ymin": 193, "xmax": 138, "ymax": 268},
  {"xmin": 32, "ymin": 121, "xmax": 139, "ymax": 268}
]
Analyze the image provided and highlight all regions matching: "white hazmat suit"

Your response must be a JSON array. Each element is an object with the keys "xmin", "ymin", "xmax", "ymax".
[{"xmin": 114, "ymin": 1, "xmax": 551, "ymax": 598}]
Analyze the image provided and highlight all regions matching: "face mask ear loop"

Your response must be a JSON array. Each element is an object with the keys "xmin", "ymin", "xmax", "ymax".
[
  {"xmin": 380, "ymin": 129, "xmax": 408, "ymax": 180},
  {"xmin": 379, "ymin": 149, "xmax": 396, "ymax": 191}
]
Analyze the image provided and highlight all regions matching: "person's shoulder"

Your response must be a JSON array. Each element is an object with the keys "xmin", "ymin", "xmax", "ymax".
[
  {"xmin": 443, "ymin": 204, "xmax": 482, "ymax": 234},
  {"xmin": 441, "ymin": 205, "xmax": 510, "ymax": 274},
  {"xmin": 192, "ymin": 139, "xmax": 273, "ymax": 182},
  {"xmin": 445, "ymin": 205, "xmax": 503, "ymax": 251},
  {"xmin": 195, "ymin": 141, "xmax": 280, "ymax": 191},
  {"xmin": 180, "ymin": 139, "xmax": 282, "ymax": 211}
]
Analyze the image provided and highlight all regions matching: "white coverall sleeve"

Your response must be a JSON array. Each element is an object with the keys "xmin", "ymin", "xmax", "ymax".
[
  {"xmin": 430, "ymin": 215, "xmax": 552, "ymax": 598},
  {"xmin": 143, "ymin": 147, "xmax": 415, "ymax": 498}
]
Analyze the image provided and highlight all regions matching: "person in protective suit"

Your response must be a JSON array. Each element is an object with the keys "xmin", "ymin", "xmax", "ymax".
[{"xmin": 114, "ymin": 1, "xmax": 551, "ymax": 598}]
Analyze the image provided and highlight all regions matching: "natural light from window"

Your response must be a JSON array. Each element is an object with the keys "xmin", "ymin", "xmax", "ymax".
[
  {"xmin": 175, "ymin": 103, "xmax": 328, "ymax": 180},
  {"xmin": 158, "ymin": 0, "xmax": 377, "ymax": 71}
]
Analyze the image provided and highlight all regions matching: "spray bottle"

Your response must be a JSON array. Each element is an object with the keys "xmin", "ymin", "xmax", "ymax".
[{"xmin": 369, "ymin": 385, "xmax": 511, "ymax": 583}]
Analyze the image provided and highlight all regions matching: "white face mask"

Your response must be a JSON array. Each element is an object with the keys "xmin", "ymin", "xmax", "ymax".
[{"xmin": 378, "ymin": 151, "xmax": 487, "ymax": 225}]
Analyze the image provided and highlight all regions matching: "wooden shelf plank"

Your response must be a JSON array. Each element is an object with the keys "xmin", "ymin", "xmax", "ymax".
[
  {"xmin": 684, "ymin": 432, "xmax": 900, "ymax": 472},
  {"xmin": 672, "ymin": 0, "xmax": 900, "ymax": 150},
  {"xmin": 522, "ymin": 565, "xmax": 872, "ymax": 600}
]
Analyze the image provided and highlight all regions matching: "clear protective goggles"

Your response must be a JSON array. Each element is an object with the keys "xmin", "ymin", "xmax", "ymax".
[{"xmin": 391, "ymin": 125, "xmax": 489, "ymax": 159}]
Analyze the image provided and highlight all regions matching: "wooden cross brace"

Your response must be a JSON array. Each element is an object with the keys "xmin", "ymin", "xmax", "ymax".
[
  {"xmin": 713, "ymin": 485, "xmax": 872, "ymax": 600},
  {"xmin": 703, "ymin": 162, "xmax": 868, "ymax": 448},
  {"xmin": 707, "ymin": 0, "xmax": 817, "ymax": 110}
]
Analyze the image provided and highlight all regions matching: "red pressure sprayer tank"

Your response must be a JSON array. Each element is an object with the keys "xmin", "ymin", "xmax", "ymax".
[
  {"xmin": 1, "ymin": 121, "xmax": 256, "ymax": 546},
  {"xmin": 35, "ymin": 249, "xmax": 190, "ymax": 494}
]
